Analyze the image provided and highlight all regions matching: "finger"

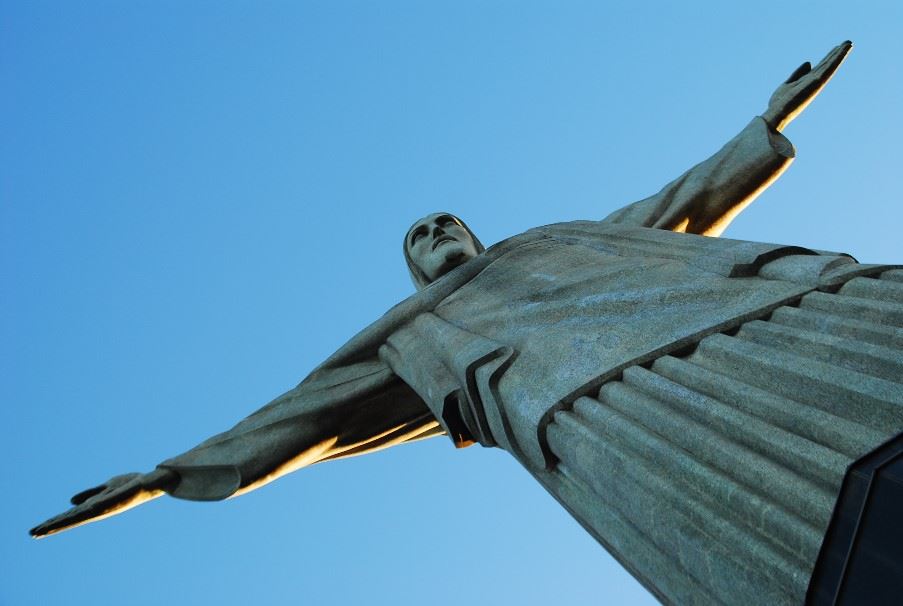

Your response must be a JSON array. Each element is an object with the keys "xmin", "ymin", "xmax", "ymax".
[
  {"xmin": 802, "ymin": 42, "xmax": 852, "ymax": 101},
  {"xmin": 31, "ymin": 486, "xmax": 132, "ymax": 537},
  {"xmin": 70, "ymin": 483, "xmax": 108, "ymax": 505},
  {"xmin": 813, "ymin": 40, "xmax": 853, "ymax": 77},
  {"xmin": 30, "ymin": 504, "xmax": 95, "ymax": 537},
  {"xmin": 31, "ymin": 479, "xmax": 157, "ymax": 538}
]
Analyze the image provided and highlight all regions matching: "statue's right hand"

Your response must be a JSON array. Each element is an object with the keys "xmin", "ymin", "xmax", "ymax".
[
  {"xmin": 30, "ymin": 469, "xmax": 176, "ymax": 538},
  {"xmin": 69, "ymin": 473, "xmax": 143, "ymax": 504}
]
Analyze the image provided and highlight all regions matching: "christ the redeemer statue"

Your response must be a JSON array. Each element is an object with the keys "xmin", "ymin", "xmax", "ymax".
[{"xmin": 32, "ymin": 41, "xmax": 903, "ymax": 605}]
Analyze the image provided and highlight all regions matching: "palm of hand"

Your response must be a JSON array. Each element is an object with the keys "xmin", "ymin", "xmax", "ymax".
[
  {"xmin": 765, "ymin": 41, "xmax": 852, "ymax": 132},
  {"xmin": 30, "ymin": 473, "xmax": 144, "ymax": 537}
]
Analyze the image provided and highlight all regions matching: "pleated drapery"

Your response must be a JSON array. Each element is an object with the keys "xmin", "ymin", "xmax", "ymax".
[{"xmin": 537, "ymin": 271, "xmax": 903, "ymax": 605}]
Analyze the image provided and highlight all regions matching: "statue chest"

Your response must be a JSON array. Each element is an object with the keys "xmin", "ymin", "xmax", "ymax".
[{"xmin": 386, "ymin": 225, "xmax": 816, "ymax": 468}]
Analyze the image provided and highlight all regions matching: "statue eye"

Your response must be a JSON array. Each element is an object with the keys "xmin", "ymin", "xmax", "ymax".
[{"xmin": 411, "ymin": 231, "xmax": 425, "ymax": 244}]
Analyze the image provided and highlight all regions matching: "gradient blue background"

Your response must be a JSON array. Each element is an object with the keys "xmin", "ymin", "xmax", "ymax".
[{"xmin": 3, "ymin": 2, "xmax": 901, "ymax": 604}]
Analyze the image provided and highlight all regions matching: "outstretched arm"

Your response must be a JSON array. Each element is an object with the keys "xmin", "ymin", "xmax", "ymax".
[
  {"xmin": 31, "ymin": 361, "xmax": 439, "ymax": 538},
  {"xmin": 601, "ymin": 41, "xmax": 852, "ymax": 236},
  {"xmin": 30, "ymin": 245, "xmax": 491, "ymax": 539}
]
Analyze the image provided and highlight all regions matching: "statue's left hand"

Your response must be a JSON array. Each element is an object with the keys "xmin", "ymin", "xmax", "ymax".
[
  {"xmin": 762, "ymin": 40, "xmax": 852, "ymax": 132},
  {"xmin": 30, "ymin": 468, "xmax": 177, "ymax": 538}
]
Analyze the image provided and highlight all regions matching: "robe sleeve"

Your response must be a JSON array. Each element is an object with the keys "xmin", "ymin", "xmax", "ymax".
[
  {"xmin": 157, "ymin": 358, "xmax": 440, "ymax": 501},
  {"xmin": 153, "ymin": 250, "xmax": 508, "ymax": 502},
  {"xmin": 600, "ymin": 117, "xmax": 795, "ymax": 236}
]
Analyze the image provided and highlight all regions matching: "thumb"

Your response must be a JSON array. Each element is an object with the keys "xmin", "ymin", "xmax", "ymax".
[
  {"xmin": 70, "ymin": 484, "xmax": 107, "ymax": 505},
  {"xmin": 785, "ymin": 61, "xmax": 811, "ymax": 84}
]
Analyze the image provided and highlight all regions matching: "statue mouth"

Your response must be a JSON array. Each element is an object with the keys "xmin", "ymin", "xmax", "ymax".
[{"xmin": 432, "ymin": 235, "xmax": 456, "ymax": 250}]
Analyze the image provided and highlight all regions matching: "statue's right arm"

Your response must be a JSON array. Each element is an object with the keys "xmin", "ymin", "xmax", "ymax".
[
  {"xmin": 31, "ymin": 360, "xmax": 439, "ymax": 538},
  {"xmin": 31, "ymin": 240, "xmax": 489, "ymax": 539}
]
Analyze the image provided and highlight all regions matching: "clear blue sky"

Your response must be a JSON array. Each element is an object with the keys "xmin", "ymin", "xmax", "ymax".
[{"xmin": 3, "ymin": 2, "xmax": 901, "ymax": 605}]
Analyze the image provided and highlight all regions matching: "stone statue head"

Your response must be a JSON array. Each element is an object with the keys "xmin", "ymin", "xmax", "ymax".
[{"xmin": 404, "ymin": 212, "xmax": 485, "ymax": 290}]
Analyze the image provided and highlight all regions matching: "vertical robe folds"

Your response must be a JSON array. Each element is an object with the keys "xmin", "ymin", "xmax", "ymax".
[{"xmin": 157, "ymin": 117, "xmax": 903, "ymax": 605}]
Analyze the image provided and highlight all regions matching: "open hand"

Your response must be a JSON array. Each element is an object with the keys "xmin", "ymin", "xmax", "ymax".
[
  {"xmin": 763, "ymin": 40, "xmax": 852, "ymax": 132},
  {"xmin": 30, "ymin": 469, "xmax": 176, "ymax": 538}
]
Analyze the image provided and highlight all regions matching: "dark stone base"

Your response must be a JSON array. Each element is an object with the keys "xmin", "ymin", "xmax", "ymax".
[{"xmin": 807, "ymin": 431, "xmax": 903, "ymax": 605}]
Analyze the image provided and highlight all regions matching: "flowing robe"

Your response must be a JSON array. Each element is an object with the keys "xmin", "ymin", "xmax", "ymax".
[
  {"xmin": 158, "ymin": 116, "xmax": 796, "ymax": 497},
  {"xmin": 155, "ymin": 117, "xmax": 903, "ymax": 605}
]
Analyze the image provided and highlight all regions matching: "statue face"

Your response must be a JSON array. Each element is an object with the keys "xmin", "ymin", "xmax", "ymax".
[{"xmin": 406, "ymin": 213, "xmax": 480, "ymax": 282}]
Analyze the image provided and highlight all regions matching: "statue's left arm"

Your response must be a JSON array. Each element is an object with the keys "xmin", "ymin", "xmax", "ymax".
[{"xmin": 601, "ymin": 41, "xmax": 851, "ymax": 237}]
